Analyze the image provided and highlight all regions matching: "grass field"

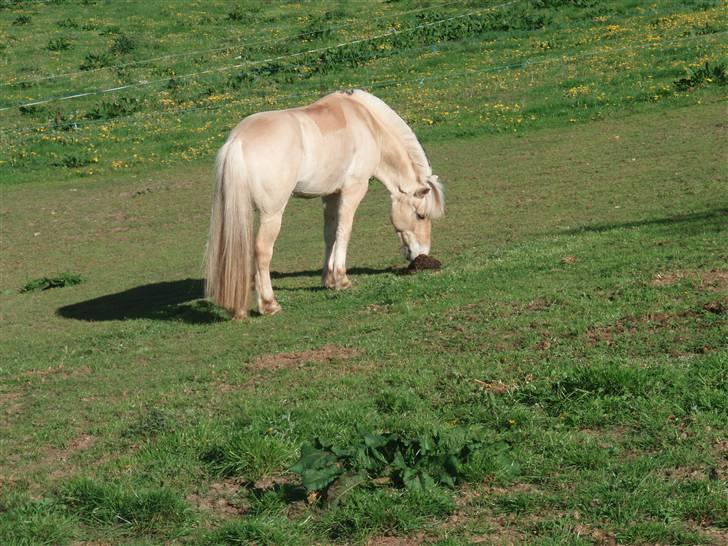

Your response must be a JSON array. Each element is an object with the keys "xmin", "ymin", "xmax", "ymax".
[{"xmin": 1, "ymin": 1, "xmax": 727, "ymax": 545}]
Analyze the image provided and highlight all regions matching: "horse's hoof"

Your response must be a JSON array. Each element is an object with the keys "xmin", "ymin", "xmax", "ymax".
[
  {"xmin": 322, "ymin": 270, "xmax": 336, "ymax": 289},
  {"xmin": 260, "ymin": 300, "xmax": 282, "ymax": 315},
  {"xmin": 232, "ymin": 310, "xmax": 247, "ymax": 320},
  {"xmin": 335, "ymin": 278, "xmax": 352, "ymax": 290}
]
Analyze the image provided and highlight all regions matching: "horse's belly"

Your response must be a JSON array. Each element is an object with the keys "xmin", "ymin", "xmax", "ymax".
[
  {"xmin": 293, "ymin": 142, "xmax": 355, "ymax": 196},
  {"xmin": 292, "ymin": 175, "xmax": 343, "ymax": 197}
]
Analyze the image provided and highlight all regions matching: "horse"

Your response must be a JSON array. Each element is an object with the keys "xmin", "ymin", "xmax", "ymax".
[{"xmin": 204, "ymin": 89, "xmax": 444, "ymax": 319}]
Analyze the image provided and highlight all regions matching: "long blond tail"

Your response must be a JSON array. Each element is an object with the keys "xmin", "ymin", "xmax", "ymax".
[{"xmin": 204, "ymin": 138, "xmax": 254, "ymax": 318}]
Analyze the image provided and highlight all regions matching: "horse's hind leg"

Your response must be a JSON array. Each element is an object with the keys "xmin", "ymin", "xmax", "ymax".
[
  {"xmin": 321, "ymin": 193, "xmax": 341, "ymax": 288},
  {"xmin": 255, "ymin": 211, "xmax": 284, "ymax": 315}
]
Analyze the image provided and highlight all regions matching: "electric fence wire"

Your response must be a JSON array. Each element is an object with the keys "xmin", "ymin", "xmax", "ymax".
[
  {"xmin": 1, "ymin": 0, "xmax": 469, "ymax": 88},
  {"xmin": 2, "ymin": 29, "xmax": 723, "ymax": 142},
  {"xmin": 0, "ymin": 0, "xmax": 518, "ymax": 112}
]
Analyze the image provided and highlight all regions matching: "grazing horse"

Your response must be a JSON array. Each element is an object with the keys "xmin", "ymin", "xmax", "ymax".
[{"xmin": 204, "ymin": 89, "xmax": 444, "ymax": 319}]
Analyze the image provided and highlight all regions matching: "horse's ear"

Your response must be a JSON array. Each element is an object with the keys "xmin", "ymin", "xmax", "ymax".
[{"xmin": 414, "ymin": 186, "xmax": 430, "ymax": 198}]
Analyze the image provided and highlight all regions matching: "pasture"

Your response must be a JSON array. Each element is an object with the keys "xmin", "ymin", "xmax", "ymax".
[{"xmin": 1, "ymin": 1, "xmax": 726, "ymax": 544}]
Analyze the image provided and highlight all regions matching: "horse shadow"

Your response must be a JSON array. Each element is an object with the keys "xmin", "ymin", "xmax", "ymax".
[
  {"xmin": 56, "ymin": 267, "xmax": 399, "ymax": 323},
  {"xmin": 56, "ymin": 278, "xmax": 220, "ymax": 324},
  {"xmin": 271, "ymin": 265, "xmax": 400, "ymax": 291}
]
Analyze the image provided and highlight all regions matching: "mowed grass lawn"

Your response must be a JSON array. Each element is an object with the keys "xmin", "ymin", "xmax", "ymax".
[{"xmin": 1, "ymin": 97, "xmax": 726, "ymax": 544}]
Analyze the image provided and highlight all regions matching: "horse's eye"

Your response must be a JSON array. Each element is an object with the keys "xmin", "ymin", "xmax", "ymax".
[{"xmin": 416, "ymin": 212, "xmax": 426, "ymax": 221}]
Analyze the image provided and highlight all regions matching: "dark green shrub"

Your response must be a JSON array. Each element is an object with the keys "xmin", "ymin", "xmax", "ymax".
[
  {"xmin": 674, "ymin": 61, "xmax": 727, "ymax": 91},
  {"xmin": 47, "ymin": 37, "xmax": 72, "ymax": 51},
  {"xmin": 21, "ymin": 273, "xmax": 85, "ymax": 292},
  {"xmin": 110, "ymin": 33, "xmax": 135, "ymax": 55},
  {"xmin": 56, "ymin": 18, "xmax": 78, "ymax": 28},
  {"xmin": 54, "ymin": 154, "xmax": 93, "ymax": 168},
  {"xmin": 85, "ymin": 96, "xmax": 141, "ymax": 120},
  {"xmin": 12, "ymin": 15, "xmax": 31, "ymax": 26},
  {"xmin": 80, "ymin": 52, "xmax": 112, "ymax": 70}
]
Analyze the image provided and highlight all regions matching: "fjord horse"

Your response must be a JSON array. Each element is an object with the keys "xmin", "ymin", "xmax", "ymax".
[{"xmin": 205, "ymin": 89, "xmax": 444, "ymax": 319}]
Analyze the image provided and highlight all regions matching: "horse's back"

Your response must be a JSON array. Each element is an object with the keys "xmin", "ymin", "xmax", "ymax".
[{"xmin": 221, "ymin": 92, "xmax": 381, "ymax": 207}]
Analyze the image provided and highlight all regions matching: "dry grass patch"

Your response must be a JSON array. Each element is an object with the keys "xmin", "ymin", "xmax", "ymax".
[{"xmin": 249, "ymin": 344, "xmax": 362, "ymax": 371}]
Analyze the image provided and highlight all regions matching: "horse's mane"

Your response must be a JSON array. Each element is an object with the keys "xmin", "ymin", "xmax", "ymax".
[{"xmin": 345, "ymin": 89, "xmax": 432, "ymax": 182}]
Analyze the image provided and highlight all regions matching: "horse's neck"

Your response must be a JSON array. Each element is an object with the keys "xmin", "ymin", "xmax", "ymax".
[{"xmin": 373, "ymin": 131, "xmax": 418, "ymax": 195}]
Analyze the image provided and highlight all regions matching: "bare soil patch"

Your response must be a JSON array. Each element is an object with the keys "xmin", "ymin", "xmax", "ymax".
[
  {"xmin": 466, "ymin": 515, "xmax": 526, "ymax": 545},
  {"xmin": 651, "ymin": 271, "xmax": 689, "ymax": 287},
  {"xmin": 585, "ymin": 309, "xmax": 711, "ymax": 347},
  {"xmin": 44, "ymin": 433, "xmax": 96, "ymax": 480},
  {"xmin": 700, "ymin": 269, "xmax": 728, "ymax": 291},
  {"xmin": 186, "ymin": 478, "xmax": 248, "ymax": 518},
  {"xmin": 686, "ymin": 522, "xmax": 728, "ymax": 545},
  {"xmin": 572, "ymin": 523, "xmax": 617, "ymax": 545},
  {"xmin": 703, "ymin": 299, "xmax": 726, "ymax": 315},
  {"xmin": 0, "ymin": 391, "xmax": 24, "ymax": 421},
  {"xmin": 23, "ymin": 364, "xmax": 92, "ymax": 380},
  {"xmin": 651, "ymin": 268, "xmax": 728, "ymax": 290},
  {"xmin": 474, "ymin": 379, "xmax": 512, "ymax": 394},
  {"xmin": 250, "ymin": 344, "xmax": 362, "ymax": 371},
  {"xmin": 365, "ymin": 532, "xmax": 432, "ymax": 546}
]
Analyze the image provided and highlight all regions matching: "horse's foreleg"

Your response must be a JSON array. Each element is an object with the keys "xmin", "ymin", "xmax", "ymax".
[
  {"xmin": 322, "ymin": 193, "xmax": 341, "ymax": 288},
  {"xmin": 330, "ymin": 182, "xmax": 368, "ymax": 290},
  {"xmin": 255, "ymin": 211, "xmax": 284, "ymax": 315}
]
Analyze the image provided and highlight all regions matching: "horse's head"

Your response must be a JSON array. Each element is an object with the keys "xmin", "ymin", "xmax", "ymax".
[{"xmin": 390, "ymin": 175, "xmax": 444, "ymax": 261}]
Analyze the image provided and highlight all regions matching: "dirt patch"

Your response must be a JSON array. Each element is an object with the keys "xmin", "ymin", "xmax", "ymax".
[
  {"xmin": 573, "ymin": 523, "xmax": 617, "ymax": 545},
  {"xmin": 186, "ymin": 478, "xmax": 248, "ymax": 517},
  {"xmin": 661, "ymin": 465, "xmax": 718, "ymax": 481},
  {"xmin": 651, "ymin": 269, "xmax": 728, "ymax": 290},
  {"xmin": 686, "ymin": 521, "xmax": 728, "ymax": 544},
  {"xmin": 47, "ymin": 433, "xmax": 96, "ymax": 465},
  {"xmin": 365, "ymin": 532, "xmax": 432, "ymax": 546},
  {"xmin": 23, "ymin": 364, "xmax": 92, "ymax": 380},
  {"xmin": 467, "ymin": 515, "xmax": 526, "ymax": 545},
  {"xmin": 585, "ymin": 309, "xmax": 708, "ymax": 347},
  {"xmin": 509, "ymin": 298, "xmax": 552, "ymax": 316},
  {"xmin": 651, "ymin": 271, "xmax": 689, "ymax": 287},
  {"xmin": 483, "ymin": 482, "xmax": 541, "ymax": 496},
  {"xmin": 252, "ymin": 474, "xmax": 298, "ymax": 491},
  {"xmin": 711, "ymin": 439, "xmax": 727, "ymax": 477},
  {"xmin": 474, "ymin": 379, "xmax": 512, "ymax": 394},
  {"xmin": 0, "ymin": 391, "xmax": 24, "ymax": 421},
  {"xmin": 44, "ymin": 433, "xmax": 96, "ymax": 480},
  {"xmin": 700, "ymin": 269, "xmax": 728, "ymax": 291},
  {"xmin": 250, "ymin": 344, "xmax": 362, "ymax": 371},
  {"xmin": 67, "ymin": 433, "xmax": 95, "ymax": 453},
  {"xmin": 703, "ymin": 299, "xmax": 726, "ymax": 315}
]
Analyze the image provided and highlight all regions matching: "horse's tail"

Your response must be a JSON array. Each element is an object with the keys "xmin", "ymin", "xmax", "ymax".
[{"xmin": 204, "ymin": 137, "xmax": 254, "ymax": 319}]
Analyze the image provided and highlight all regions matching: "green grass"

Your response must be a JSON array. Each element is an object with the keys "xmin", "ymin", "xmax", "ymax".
[{"xmin": 1, "ymin": 1, "xmax": 727, "ymax": 544}]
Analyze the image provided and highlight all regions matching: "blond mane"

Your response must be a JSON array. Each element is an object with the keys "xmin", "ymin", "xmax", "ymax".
[{"xmin": 346, "ymin": 89, "xmax": 432, "ymax": 183}]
